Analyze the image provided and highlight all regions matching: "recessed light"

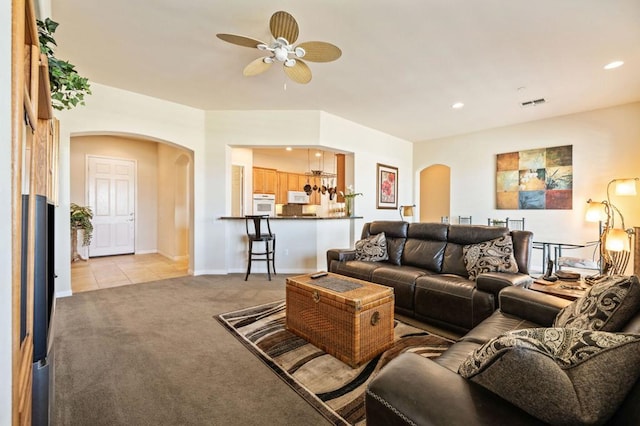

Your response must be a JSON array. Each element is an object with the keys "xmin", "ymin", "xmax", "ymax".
[
  {"xmin": 451, "ymin": 102, "xmax": 464, "ymax": 109},
  {"xmin": 315, "ymin": 152, "xmax": 322, "ymax": 157},
  {"xmin": 285, "ymin": 147, "xmax": 292, "ymax": 151},
  {"xmin": 604, "ymin": 60, "xmax": 624, "ymax": 70}
]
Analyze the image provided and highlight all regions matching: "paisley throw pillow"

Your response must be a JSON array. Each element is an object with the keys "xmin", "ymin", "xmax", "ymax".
[
  {"xmin": 355, "ymin": 232, "xmax": 389, "ymax": 262},
  {"xmin": 459, "ymin": 327, "xmax": 640, "ymax": 425},
  {"xmin": 554, "ymin": 274, "xmax": 640, "ymax": 331},
  {"xmin": 462, "ymin": 235, "xmax": 518, "ymax": 280}
]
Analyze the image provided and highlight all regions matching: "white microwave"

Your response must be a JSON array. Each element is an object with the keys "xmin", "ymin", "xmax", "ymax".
[{"xmin": 287, "ymin": 191, "xmax": 310, "ymax": 204}]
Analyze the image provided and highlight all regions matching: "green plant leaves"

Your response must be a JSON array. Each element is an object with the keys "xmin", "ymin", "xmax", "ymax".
[
  {"xmin": 37, "ymin": 18, "xmax": 91, "ymax": 111},
  {"xmin": 70, "ymin": 203, "xmax": 94, "ymax": 246}
]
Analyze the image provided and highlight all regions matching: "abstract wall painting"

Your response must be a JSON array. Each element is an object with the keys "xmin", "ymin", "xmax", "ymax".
[{"xmin": 496, "ymin": 145, "xmax": 573, "ymax": 210}]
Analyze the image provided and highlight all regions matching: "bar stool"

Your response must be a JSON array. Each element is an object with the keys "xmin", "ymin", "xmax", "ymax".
[{"xmin": 244, "ymin": 215, "xmax": 276, "ymax": 281}]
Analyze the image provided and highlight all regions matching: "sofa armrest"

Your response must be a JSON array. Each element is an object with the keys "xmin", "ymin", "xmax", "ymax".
[
  {"xmin": 326, "ymin": 248, "xmax": 356, "ymax": 271},
  {"xmin": 499, "ymin": 286, "xmax": 572, "ymax": 327},
  {"xmin": 366, "ymin": 353, "xmax": 543, "ymax": 426},
  {"xmin": 476, "ymin": 272, "xmax": 533, "ymax": 299}
]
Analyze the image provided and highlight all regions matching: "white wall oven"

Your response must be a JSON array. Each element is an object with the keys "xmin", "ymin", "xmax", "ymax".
[{"xmin": 252, "ymin": 194, "xmax": 276, "ymax": 216}]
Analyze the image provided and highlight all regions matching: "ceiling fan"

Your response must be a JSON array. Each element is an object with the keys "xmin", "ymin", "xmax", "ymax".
[{"xmin": 216, "ymin": 11, "xmax": 342, "ymax": 84}]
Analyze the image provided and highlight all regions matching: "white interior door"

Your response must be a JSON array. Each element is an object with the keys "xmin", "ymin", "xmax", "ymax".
[{"xmin": 87, "ymin": 156, "xmax": 136, "ymax": 257}]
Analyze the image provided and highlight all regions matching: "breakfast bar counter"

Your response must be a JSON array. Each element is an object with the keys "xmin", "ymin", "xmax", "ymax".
[{"xmin": 220, "ymin": 216, "xmax": 363, "ymax": 274}]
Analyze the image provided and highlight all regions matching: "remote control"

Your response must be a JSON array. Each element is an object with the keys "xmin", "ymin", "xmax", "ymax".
[{"xmin": 310, "ymin": 271, "xmax": 328, "ymax": 279}]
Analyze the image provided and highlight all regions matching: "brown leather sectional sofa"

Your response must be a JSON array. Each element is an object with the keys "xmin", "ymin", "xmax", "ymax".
[
  {"xmin": 327, "ymin": 221, "xmax": 534, "ymax": 334},
  {"xmin": 365, "ymin": 285, "xmax": 640, "ymax": 425}
]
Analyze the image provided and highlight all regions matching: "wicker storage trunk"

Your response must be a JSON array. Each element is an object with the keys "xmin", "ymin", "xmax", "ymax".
[{"xmin": 286, "ymin": 273, "xmax": 395, "ymax": 368}]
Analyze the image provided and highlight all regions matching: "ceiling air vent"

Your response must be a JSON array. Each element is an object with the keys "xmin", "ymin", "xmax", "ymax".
[{"xmin": 520, "ymin": 98, "xmax": 547, "ymax": 108}]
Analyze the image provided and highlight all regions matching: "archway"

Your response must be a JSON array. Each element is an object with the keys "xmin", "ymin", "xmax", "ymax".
[
  {"xmin": 69, "ymin": 133, "xmax": 194, "ymax": 291},
  {"xmin": 173, "ymin": 154, "xmax": 191, "ymax": 260},
  {"xmin": 419, "ymin": 164, "xmax": 451, "ymax": 223}
]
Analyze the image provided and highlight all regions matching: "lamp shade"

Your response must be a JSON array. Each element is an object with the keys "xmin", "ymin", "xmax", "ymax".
[
  {"xmin": 605, "ymin": 228, "xmax": 630, "ymax": 252},
  {"xmin": 402, "ymin": 205, "xmax": 415, "ymax": 217},
  {"xmin": 614, "ymin": 178, "xmax": 638, "ymax": 196},
  {"xmin": 585, "ymin": 201, "xmax": 607, "ymax": 222}
]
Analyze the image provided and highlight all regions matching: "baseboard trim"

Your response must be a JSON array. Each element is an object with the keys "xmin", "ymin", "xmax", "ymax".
[
  {"xmin": 56, "ymin": 290, "xmax": 73, "ymax": 298},
  {"xmin": 135, "ymin": 249, "xmax": 158, "ymax": 255}
]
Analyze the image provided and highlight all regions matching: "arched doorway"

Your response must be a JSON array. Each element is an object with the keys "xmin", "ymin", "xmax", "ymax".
[
  {"xmin": 419, "ymin": 164, "xmax": 451, "ymax": 223},
  {"xmin": 69, "ymin": 134, "xmax": 194, "ymax": 292},
  {"xmin": 174, "ymin": 154, "xmax": 191, "ymax": 260}
]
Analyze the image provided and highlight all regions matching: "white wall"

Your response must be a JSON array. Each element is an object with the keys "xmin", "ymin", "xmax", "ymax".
[
  {"xmin": 55, "ymin": 83, "xmax": 207, "ymax": 294},
  {"xmin": 319, "ymin": 111, "xmax": 414, "ymax": 223},
  {"xmin": 211, "ymin": 110, "xmax": 414, "ymax": 244},
  {"xmin": 414, "ymin": 102, "xmax": 640, "ymax": 272},
  {"xmin": 1, "ymin": 0, "xmax": 12, "ymax": 419}
]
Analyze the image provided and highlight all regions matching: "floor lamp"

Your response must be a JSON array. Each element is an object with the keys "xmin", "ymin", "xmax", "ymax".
[
  {"xmin": 399, "ymin": 204, "xmax": 415, "ymax": 222},
  {"xmin": 585, "ymin": 177, "xmax": 638, "ymax": 275}
]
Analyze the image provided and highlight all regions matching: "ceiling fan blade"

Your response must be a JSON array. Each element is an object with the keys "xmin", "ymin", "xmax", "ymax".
[
  {"xmin": 284, "ymin": 60, "xmax": 312, "ymax": 84},
  {"xmin": 270, "ymin": 11, "xmax": 299, "ymax": 44},
  {"xmin": 297, "ymin": 41, "xmax": 342, "ymax": 63},
  {"xmin": 243, "ymin": 58, "xmax": 272, "ymax": 76},
  {"xmin": 216, "ymin": 33, "xmax": 265, "ymax": 49}
]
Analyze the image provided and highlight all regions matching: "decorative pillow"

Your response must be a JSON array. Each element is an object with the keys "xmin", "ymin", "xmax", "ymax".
[
  {"xmin": 459, "ymin": 328, "xmax": 640, "ymax": 425},
  {"xmin": 462, "ymin": 236, "xmax": 518, "ymax": 280},
  {"xmin": 554, "ymin": 275, "xmax": 640, "ymax": 331},
  {"xmin": 355, "ymin": 232, "xmax": 389, "ymax": 262}
]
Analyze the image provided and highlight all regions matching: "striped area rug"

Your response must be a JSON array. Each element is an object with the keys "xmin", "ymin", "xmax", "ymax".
[{"xmin": 217, "ymin": 300, "xmax": 454, "ymax": 425}]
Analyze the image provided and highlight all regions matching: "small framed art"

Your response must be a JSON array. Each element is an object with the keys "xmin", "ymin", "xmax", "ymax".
[{"xmin": 376, "ymin": 163, "xmax": 398, "ymax": 209}]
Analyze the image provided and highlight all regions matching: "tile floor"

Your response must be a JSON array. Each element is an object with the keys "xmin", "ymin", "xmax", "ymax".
[{"xmin": 71, "ymin": 253, "xmax": 189, "ymax": 293}]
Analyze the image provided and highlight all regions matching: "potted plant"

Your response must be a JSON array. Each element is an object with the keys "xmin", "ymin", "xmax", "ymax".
[
  {"xmin": 37, "ymin": 18, "xmax": 91, "ymax": 110},
  {"xmin": 340, "ymin": 185, "xmax": 363, "ymax": 217},
  {"xmin": 70, "ymin": 203, "xmax": 93, "ymax": 261}
]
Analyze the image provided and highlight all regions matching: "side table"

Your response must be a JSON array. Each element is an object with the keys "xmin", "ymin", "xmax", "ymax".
[{"xmin": 530, "ymin": 278, "xmax": 588, "ymax": 301}]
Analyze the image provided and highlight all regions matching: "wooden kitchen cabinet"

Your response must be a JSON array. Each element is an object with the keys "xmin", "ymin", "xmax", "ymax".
[
  {"xmin": 289, "ymin": 173, "xmax": 306, "ymax": 192},
  {"xmin": 276, "ymin": 172, "xmax": 288, "ymax": 204},
  {"xmin": 253, "ymin": 167, "xmax": 277, "ymax": 194}
]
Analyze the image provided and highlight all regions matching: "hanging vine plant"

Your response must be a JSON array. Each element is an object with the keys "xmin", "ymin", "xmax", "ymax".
[{"xmin": 37, "ymin": 18, "xmax": 92, "ymax": 110}]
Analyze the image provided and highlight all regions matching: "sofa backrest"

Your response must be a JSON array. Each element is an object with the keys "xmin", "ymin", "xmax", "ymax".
[
  {"xmin": 361, "ymin": 221, "xmax": 533, "ymax": 275},
  {"xmin": 403, "ymin": 223, "xmax": 448, "ymax": 272},
  {"xmin": 362, "ymin": 221, "xmax": 409, "ymax": 266}
]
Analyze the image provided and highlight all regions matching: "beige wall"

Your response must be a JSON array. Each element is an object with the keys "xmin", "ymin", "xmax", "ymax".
[
  {"xmin": 414, "ymin": 102, "xmax": 640, "ymax": 273},
  {"xmin": 70, "ymin": 135, "xmax": 160, "ymax": 254},
  {"xmin": 157, "ymin": 144, "xmax": 193, "ymax": 260},
  {"xmin": 420, "ymin": 164, "xmax": 451, "ymax": 222}
]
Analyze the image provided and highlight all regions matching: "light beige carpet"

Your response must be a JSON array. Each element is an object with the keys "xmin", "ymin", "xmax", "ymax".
[{"xmin": 53, "ymin": 274, "xmax": 332, "ymax": 425}]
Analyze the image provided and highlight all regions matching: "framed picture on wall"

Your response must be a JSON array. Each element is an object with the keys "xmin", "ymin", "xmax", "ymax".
[{"xmin": 376, "ymin": 163, "xmax": 398, "ymax": 209}]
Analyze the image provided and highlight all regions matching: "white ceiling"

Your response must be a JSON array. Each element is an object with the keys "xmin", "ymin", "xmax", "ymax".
[{"xmin": 51, "ymin": 0, "xmax": 640, "ymax": 142}]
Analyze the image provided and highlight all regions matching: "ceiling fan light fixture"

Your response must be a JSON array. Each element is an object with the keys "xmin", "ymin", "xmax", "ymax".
[
  {"xmin": 274, "ymin": 47, "xmax": 289, "ymax": 62},
  {"xmin": 217, "ymin": 10, "xmax": 340, "ymax": 84}
]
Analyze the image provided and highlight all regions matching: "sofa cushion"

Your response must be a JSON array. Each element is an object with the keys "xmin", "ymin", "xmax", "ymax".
[
  {"xmin": 371, "ymin": 265, "xmax": 430, "ymax": 316},
  {"xmin": 330, "ymin": 260, "xmax": 382, "ymax": 282},
  {"xmin": 554, "ymin": 275, "xmax": 640, "ymax": 331},
  {"xmin": 415, "ymin": 274, "xmax": 495, "ymax": 333},
  {"xmin": 355, "ymin": 232, "xmax": 389, "ymax": 262},
  {"xmin": 462, "ymin": 236, "xmax": 519, "ymax": 280},
  {"xmin": 459, "ymin": 327, "xmax": 640, "ymax": 425},
  {"xmin": 402, "ymin": 239, "xmax": 446, "ymax": 272}
]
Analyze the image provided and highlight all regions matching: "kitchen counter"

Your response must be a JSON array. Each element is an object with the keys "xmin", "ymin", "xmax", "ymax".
[
  {"xmin": 221, "ymin": 215, "xmax": 362, "ymax": 274},
  {"xmin": 219, "ymin": 216, "xmax": 363, "ymax": 220}
]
